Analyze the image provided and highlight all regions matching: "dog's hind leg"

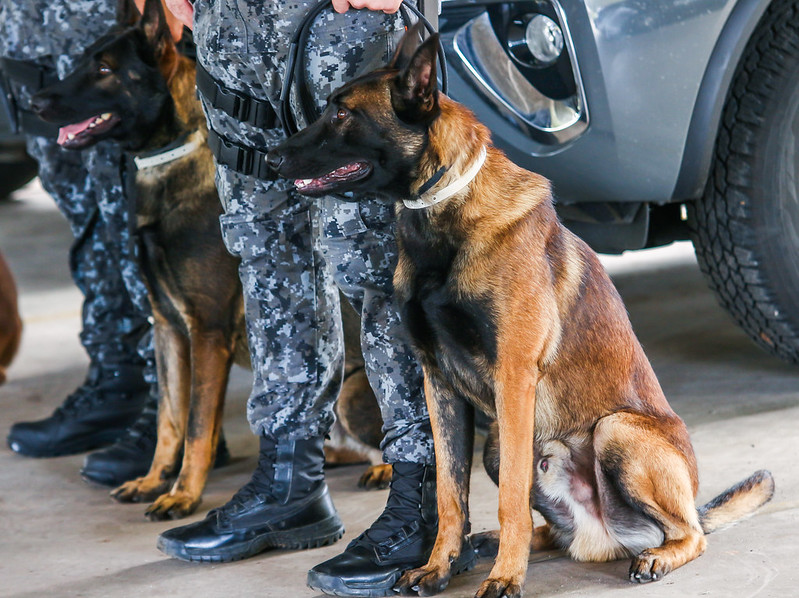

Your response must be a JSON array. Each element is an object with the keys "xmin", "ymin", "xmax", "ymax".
[
  {"xmin": 593, "ymin": 412, "xmax": 706, "ymax": 583},
  {"xmin": 145, "ymin": 326, "xmax": 234, "ymax": 520},
  {"xmin": 112, "ymin": 318, "xmax": 190, "ymax": 505},
  {"xmin": 396, "ymin": 371, "xmax": 475, "ymax": 596}
]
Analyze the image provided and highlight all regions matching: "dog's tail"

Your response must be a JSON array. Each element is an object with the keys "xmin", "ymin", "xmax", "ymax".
[{"xmin": 698, "ymin": 469, "xmax": 775, "ymax": 534}]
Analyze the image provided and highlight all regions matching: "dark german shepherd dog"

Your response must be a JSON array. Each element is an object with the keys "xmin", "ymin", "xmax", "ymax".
[
  {"xmin": 32, "ymin": 0, "xmax": 387, "ymax": 521},
  {"xmin": 267, "ymin": 25, "xmax": 775, "ymax": 598}
]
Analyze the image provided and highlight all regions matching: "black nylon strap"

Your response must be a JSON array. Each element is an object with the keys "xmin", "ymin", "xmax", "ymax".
[
  {"xmin": 196, "ymin": 61, "xmax": 278, "ymax": 130},
  {"xmin": 206, "ymin": 129, "xmax": 275, "ymax": 180},
  {"xmin": 0, "ymin": 58, "xmax": 59, "ymax": 137},
  {"xmin": 0, "ymin": 58, "xmax": 57, "ymax": 91}
]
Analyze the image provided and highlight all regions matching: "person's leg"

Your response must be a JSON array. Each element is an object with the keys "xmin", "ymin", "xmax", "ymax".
[
  {"xmin": 300, "ymin": 10, "xmax": 478, "ymax": 595},
  {"xmin": 157, "ymin": 46, "xmax": 344, "ymax": 562},
  {"xmin": 6, "ymin": 136, "xmax": 152, "ymax": 458},
  {"xmin": 79, "ymin": 142, "xmax": 202, "ymax": 486}
]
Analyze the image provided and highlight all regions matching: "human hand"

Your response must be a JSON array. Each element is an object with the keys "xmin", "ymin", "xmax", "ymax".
[
  {"xmin": 163, "ymin": 0, "xmax": 194, "ymax": 30},
  {"xmin": 331, "ymin": 0, "xmax": 404, "ymax": 14}
]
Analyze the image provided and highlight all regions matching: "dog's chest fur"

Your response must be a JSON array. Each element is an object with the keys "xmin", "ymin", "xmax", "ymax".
[{"xmin": 395, "ymin": 208, "xmax": 498, "ymax": 413}]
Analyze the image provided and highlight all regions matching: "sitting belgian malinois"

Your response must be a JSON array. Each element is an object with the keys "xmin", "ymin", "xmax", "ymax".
[
  {"xmin": 32, "ymin": 0, "xmax": 388, "ymax": 520},
  {"xmin": 0, "ymin": 249, "xmax": 22, "ymax": 385},
  {"xmin": 267, "ymin": 24, "xmax": 775, "ymax": 597}
]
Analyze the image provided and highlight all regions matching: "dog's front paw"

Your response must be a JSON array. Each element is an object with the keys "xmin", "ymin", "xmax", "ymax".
[
  {"xmin": 358, "ymin": 464, "xmax": 392, "ymax": 490},
  {"xmin": 395, "ymin": 565, "xmax": 452, "ymax": 596},
  {"xmin": 474, "ymin": 576, "xmax": 523, "ymax": 598},
  {"xmin": 629, "ymin": 550, "xmax": 671, "ymax": 583},
  {"xmin": 145, "ymin": 491, "xmax": 200, "ymax": 521},
  {"xmin": 111, "ymin": 478, "xmax": 170, "ymax": 504}
]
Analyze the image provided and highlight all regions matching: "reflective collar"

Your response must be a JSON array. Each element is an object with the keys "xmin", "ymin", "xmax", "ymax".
[
  {"xmin": 133, "ymin": 132, "xmax": 203, "ymax": 170},
  {"xmin": 403, "ymin": 146, "xmax": 488, "ymax": 210}
]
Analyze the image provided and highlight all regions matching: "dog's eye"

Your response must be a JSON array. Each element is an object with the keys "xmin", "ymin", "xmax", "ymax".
[
  {"xmin": 335, "ymin": 108, "xmax": 349, "ymax": 121},
  {"xmin": 97, "ymin": 63, "xmax": 113, "ymax": 76}
]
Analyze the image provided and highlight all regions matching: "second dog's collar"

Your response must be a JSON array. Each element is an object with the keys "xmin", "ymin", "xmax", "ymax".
[
  {"xmin": 404, "ymin": 146, "xmax": 488, "ymax": 210},
  {"xmin": 133, "ymin": 131, "xmax": 203, "ymax": 170}
]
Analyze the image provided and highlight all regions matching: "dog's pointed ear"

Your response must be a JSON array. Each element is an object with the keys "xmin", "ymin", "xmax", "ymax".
[
  {"xmin": 139, "ymin": 0, "xmax": 179, "ymax": 81},
  {"xmin": 392, "ymin": 32, "xmax": 440, "ymax": 123},
  {"xmin": 389, "ymin": 22, "xmax": 425, "ymax": 71},
  {"xmin": 117, "ymin": 0, "xmax": 141, "ymax": 27}
]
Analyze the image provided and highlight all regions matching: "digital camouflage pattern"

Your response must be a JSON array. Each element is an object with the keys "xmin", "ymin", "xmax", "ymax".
[
  {"xmin": 194, "ymin": 0, "xmax": 433, "ymax": 463},
  {"xmin": 0, "ymin": 0, "xmax": 155, "ymax": 381},
  {"xmin": 0, "ymin": 0, "xmax": 116, "ymax": 78}
]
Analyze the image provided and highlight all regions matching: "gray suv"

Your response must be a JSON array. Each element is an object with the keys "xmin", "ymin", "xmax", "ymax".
[{"xmin": 439, "ymin": 0, "xmax": 799, "ymax": 364}]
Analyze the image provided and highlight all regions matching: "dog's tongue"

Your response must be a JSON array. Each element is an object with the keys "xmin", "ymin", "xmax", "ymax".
[{"xmin": 57, "ymin": 117, "xmax": 96, "ymax": 146}]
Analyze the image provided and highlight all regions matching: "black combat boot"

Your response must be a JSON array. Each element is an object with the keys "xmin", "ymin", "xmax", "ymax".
[
  {"xmin": 307, "ymin": 463, "xmax": 476, "ymax": 597},
  {"xmin": 157, "ymin": 435, "xmax": 344, "ymax": 563},
  {"xmin": 80, "ymin": 389, "xmax": 232, "ymax": 487},
  {"xmin": 6, "ymin": 362, "xmax": 149, "ymax": 457}
]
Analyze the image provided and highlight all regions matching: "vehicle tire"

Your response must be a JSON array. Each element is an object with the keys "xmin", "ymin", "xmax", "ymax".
[{"xmin": 689, "ymin": 0, "xmax": 799, "ymax": 365}]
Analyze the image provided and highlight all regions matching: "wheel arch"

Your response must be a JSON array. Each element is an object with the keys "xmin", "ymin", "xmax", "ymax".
[{"xmin": 672, "ymin": 0, "xmax": 773, "ymax": 201}]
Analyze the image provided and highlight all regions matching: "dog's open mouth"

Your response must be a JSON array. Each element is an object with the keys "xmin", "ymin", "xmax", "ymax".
[
  {"xmin": 293, "ymin": 161, "xmax": 372, "ymax": 195},
  {"xmin": 57, "ymin": 113, "xmax": 121, "ymax": 149}
]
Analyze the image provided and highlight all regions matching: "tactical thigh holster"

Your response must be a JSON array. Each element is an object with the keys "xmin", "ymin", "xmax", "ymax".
[
  {"xmin": 0, "ymin": 57, "xmax": 60, "ymax": 138},
  {"xmin": 195, "ymin": 62, "xmax": 278, "ymax": 181}
]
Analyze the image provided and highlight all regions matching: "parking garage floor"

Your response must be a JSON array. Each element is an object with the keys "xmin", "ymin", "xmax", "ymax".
[{"xmin": 1, "ymin": 180, "xmax": 797, "ymax": 597}]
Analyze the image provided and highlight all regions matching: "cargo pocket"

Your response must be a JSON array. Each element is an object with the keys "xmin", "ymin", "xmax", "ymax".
[
  {"xmin": 317, "ymin": 198, "xmax": 369, "ymax": 239},
  {"xmin": 218, "ymin": 205, "xmax": 314, "ymax": 266}
]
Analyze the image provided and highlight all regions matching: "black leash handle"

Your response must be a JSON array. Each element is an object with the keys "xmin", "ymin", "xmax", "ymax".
[{"xmin": 279, "ymin": 0, "xmax": 448, "ymax": 137}]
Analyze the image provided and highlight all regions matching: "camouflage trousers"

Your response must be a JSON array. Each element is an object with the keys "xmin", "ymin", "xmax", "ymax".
[
  {"xmin": 1, "ymin": 0, "xmax": 154, "ymax": 384},
  {"xmin": 25, "ymin": 128, "xmax": 155, "ymax": 381},
  {"xmin": 194, "ymin": 0, "xmax": 433, "ymax": 464}
]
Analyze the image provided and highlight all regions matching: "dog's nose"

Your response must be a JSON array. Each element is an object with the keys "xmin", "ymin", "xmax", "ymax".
[
  {"xmin": 29, "ymin": 93, "xmax": 56, "ymax": 116},
  {"xmin": 265, "ymin": 151, "xmax": 284, "ymax": 173}
]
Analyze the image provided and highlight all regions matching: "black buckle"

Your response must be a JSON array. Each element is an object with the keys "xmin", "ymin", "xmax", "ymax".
[
  {"xmin": 196, "ymin": 62, "xmax": 277, "ymax": 130},
  {"xmin": 207, "ymin": 129, "xmax": 275, "ymax": 181}
]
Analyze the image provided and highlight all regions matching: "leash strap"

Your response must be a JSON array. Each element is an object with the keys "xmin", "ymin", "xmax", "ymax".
[
  {"xmin": 206, "ymin": 129, "xmax": 276, "ymax": 180},
  {"xmin": 403, "ymin": 146, "xmax": 488, "ymax": 210},
  {"xmin": 196, "ymin": 61, "xmax": 278, "ymax": 130}
]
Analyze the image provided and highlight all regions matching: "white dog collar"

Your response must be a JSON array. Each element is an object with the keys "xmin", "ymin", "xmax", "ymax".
[
  {"xmin": 133, "ymin": 134, "xmax": 203, "ymax": 170},
  {"xmin": 403, "ymin": 146, "xmax": 488, "ymax": 210}
]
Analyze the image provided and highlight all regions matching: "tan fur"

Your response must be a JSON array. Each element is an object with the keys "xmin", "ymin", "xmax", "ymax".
[
  {"xmin": 0, "ymin": 250, "xmax": 22, "ymax": 385},
  {"xmin": 392, "ymin": 93, "xmax": 773, "ymax": 595},
  {"xmin": 112, "ymin": 53, "xmax": 385, "ymax": 518}
]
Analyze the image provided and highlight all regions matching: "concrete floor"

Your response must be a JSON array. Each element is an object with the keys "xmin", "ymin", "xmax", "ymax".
[{"xmin": 0, "ymin": 180, "xmax": 797, "ymax": 598}]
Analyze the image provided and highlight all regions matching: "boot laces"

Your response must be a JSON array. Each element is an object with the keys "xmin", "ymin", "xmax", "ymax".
[
  {"xmin": 217, "ymin": 445, "xmax": 277, "ymax": 517},
  {"xmin": 115, "ymin": 401, "xmax": 158, "ymax": 450},
  {"xmin": 355, "ymin": 464, "xmax": 428, "ymax": 548},
  {"xmin": 56, "ymin": 384, "xmax": 100, "ymax": 418}
]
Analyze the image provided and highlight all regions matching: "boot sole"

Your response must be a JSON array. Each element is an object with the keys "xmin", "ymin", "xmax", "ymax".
[
  {"xmin": 157, "ymin": 514, "xmax": 345, "ymax": 563},
  {"xmin": 306, "ymin": 544, "xmax": 478, "ymax": 597},
  {"xmin": 7, "ymin": 429, "xmax": 126, "ymax": 458}
]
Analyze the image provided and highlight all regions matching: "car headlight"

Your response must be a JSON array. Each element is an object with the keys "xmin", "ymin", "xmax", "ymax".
[{"xmin": 509, "ymin": 13, "xmax": 564, "ymax": 66}]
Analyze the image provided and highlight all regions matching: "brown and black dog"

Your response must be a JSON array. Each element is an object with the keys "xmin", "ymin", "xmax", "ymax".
[
  {"xmin": 267, "ymin": 25, "xmax": 775, "ymax": 598},
  {"xmin": 32, "ymin": 0, "xmax": 387, "ymax": 520},
  {"xmin": 0, "ymin": 250, "xmax": 23, "ymax": 385}
]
